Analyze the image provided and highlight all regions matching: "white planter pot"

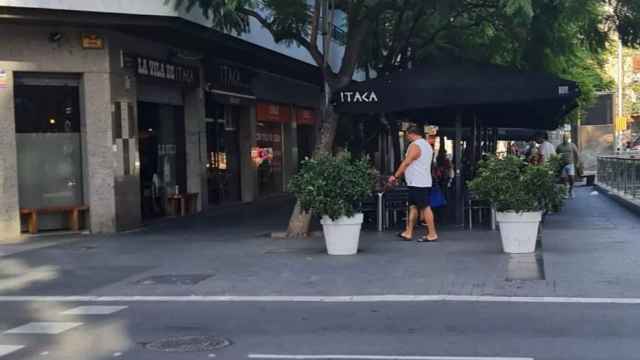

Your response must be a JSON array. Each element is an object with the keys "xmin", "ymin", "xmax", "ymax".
[
  {"xmin": 496, "ymin": 211, "xmax": 542, "ymax": 254},
  {"xmin": 320, "ymin": 213, "xmax": 363, "ymax": 256}
]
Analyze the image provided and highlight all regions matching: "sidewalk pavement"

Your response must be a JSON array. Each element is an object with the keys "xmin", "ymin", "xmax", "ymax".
[{"xmin": 1, "ymin": 187, "xmax": 639, "ymax": 299}]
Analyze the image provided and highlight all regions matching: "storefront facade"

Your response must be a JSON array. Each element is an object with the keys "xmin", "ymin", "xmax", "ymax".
[
  {"xmin": 0, "ymin": 22, "xmax": 206, "ymax": 237},
  {"xmin": 204, "ymin": 60, "xmax": 320, "ymax": 206},
  {"xmin": 0, "ymin": 8, "xmax": 321, "ymax": 239}
]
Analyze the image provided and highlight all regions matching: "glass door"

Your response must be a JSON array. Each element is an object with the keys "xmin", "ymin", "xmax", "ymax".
[{"xmin": 14, "ymin": 78, "xmax": 83, "ymax": 231}]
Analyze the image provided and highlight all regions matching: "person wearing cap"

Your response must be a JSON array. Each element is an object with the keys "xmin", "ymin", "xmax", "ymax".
[{"xmin": 388, "ymin": 126, "xmax": 438, "ymax": 242}]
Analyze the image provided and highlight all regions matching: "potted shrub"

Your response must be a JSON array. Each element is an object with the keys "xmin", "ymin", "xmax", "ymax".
[
  {"xmin": 468, "ymin": 156, "xmax": 566, "ymax": 254},
  {"xmin": 289, "ymin": 151, "xmax": 375, "ymax": 255}
]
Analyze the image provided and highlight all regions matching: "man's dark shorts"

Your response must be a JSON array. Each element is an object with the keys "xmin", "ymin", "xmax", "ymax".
[{"xmin": 407, "ymin": 186, "xmax": 432, "ymax": 209}]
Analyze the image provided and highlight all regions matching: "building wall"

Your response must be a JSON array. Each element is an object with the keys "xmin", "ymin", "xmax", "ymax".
[
  {"xmin": 0, "ymin": 24, "xmax": 116, "ymax": 237},
  {"xmin": 0, "ymin": 1, "xmax": 345, "ymax": 70},
  {"xmin": 106, "ymin": 30, "xmax": 206, "ymax": 229},
  {"xmin": 0, "ymin": 69, "xmax": 20, "ymax": 241},
  {"xmin": 0, "ymin": 23, "xmax": 207, "ymax": 236}
]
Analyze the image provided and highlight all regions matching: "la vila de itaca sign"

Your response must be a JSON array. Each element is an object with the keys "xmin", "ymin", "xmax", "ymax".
[{"xmin": 121, "ymin": 52, "xmax": 199, "ymax": 88}]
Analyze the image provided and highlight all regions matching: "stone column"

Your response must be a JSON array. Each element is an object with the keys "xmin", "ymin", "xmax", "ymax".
[
  {"xmin": 184, "ymin": 87, "xmax": 206, "ymax": 211},
  {"xmin": 0, "ymin": 69, "xmax": 21, "ymax": 241},
  {"xmin": 82, "ymin": 73, "xmax": 117, "ymax": 233},
  {"xmin": 239, "ymin": 105, "xmax": 258, "ymax": 202}
]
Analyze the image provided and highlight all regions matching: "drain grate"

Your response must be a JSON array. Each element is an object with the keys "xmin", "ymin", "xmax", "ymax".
[
  {"xmin": 144, "ymin": 336, "xmax": 231, "ymax": 352},
  {"xmin": 135, "ymin": 274, "xmax": 212, "ymax": 286}
]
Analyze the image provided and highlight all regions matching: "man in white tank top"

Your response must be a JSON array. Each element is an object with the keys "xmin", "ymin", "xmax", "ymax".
[{"xmin": 388, "ymin": 126, "xmax": 438, "ymax": 242}]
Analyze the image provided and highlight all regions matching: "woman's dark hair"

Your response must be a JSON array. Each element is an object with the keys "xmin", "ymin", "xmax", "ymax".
[{"xmin": 406, "ymin": 126, "xmax": 424, "ymax": 137}]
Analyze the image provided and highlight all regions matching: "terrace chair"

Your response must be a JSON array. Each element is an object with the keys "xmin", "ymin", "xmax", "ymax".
[{"xmin": 383, "ymin": 187, "xmax": 409, "ymax": 230}]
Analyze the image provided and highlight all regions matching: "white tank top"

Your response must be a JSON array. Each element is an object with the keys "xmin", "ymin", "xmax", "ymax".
[{"xmin": 405, "ymin": 138, "xmax": 433, "ymax": 188}]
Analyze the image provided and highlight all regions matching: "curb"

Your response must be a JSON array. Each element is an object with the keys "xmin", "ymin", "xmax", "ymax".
[{"xmin": 594, "ymin": 184, "xmax": 640, "ymax": 217}]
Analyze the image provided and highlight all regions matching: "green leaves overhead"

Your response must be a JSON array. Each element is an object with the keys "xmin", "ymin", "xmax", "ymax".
[
  {"xmin": 502, "ymin": 0, "xmax": 533, "ymax": 17},
  {"xmin": 173, "ymin": 0, "xmax": 640, "ymax": 109},
  {"xmin": 614, "ymin": 0, "xmax": 640, "ymax": 47},
  {"xmin": 169, "ymin": 0, "xmax": 253, "ymax": 34}
]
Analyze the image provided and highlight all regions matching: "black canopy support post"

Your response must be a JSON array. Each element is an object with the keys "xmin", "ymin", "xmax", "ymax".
[
  {"xmin": 379, "ymin": 112, "xmax": 396, "ymax": 174},
  {"xmin": 455, "ymin": 110, "xmax": 464, "ymax": 227},
  {"xmin": 472, "ymin": 113, "xmax": 481, "ymax": 173},
  {"xmin": 376, "ymin": 120, "xmax": 384, "ymax": 172},
  {"xmin": 388, "ymin": 113, "xmax": 401, "ymax": 171}
]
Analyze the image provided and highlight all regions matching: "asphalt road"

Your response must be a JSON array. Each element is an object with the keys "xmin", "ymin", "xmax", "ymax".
[{"xmin": 0, "ymin": 300, "xmax": 638, "ymax": 360}]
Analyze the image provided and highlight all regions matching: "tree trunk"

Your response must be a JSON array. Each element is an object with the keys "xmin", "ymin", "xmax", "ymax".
[
  {"xmin": 389, "ymin": 117, "xmax": 401, "ymax": 170},
  {"xmin": 286, "ymin": 98, "xmax": 339, "ymax": 237}
]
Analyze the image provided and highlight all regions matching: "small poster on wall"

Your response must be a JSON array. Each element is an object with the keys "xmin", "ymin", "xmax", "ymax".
[{"xmin": 0, "ymin": 69, "xmax": 8, "ymax": 89}]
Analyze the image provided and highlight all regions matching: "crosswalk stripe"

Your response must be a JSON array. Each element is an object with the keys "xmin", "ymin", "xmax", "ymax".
[
  {"xmin": 61, "ymin": 306, "xmax": 127, "ymax": 315},
  {"xmin": 4, "ymin": 322, "xmax": 83, "ymax": 335},
  {"xmin": 0, "ymin": 345, "xmax": 24, "ymax": 357}
]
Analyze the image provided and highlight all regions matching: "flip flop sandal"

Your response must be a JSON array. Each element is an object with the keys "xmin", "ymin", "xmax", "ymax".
[
  {"xmin": 418, "ymin": 236, "xmax": 438, "ymax": 243},
  {"xmin": 397, "ymin": 233, "xmax": 412, "ymax": 241}
]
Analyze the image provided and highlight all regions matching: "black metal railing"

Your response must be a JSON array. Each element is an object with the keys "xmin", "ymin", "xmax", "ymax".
[{"xmin": 597, "ymin": 155, "xmax": 640, "ymax": 200}]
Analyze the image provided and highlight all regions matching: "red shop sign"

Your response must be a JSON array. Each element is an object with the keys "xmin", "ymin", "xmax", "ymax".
[
  {"xmin": 296, "ymin": 108, "xmax": 318, "ymax": 125},
  {"xmin": 256, "ymin": 102, "xmax": 291, "ymax": 123}
]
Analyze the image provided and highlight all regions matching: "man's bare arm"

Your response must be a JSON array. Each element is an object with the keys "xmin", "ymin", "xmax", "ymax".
[{"xmin": 389, "ymin": 143, "xmax": 421, "ymax": 183}]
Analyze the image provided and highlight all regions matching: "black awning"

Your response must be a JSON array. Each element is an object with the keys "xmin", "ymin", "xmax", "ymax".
[
  {"xmin": 334, "ymin": 59, "xmax": 579, "ymax": 130},
  {"xmin": 252, "ymin": 72, "xmax": 321, "ymax": 108}
]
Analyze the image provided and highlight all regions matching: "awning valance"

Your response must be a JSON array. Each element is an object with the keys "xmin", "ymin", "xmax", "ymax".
[{"xmin": 334, "ymin": 59, "xmax": 580, "ymax": 130}]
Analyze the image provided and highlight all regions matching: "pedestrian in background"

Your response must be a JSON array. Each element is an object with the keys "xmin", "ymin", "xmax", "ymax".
[
  {"xmin": 537, "ymin": 133, "xmax": 556, "ymax": 163},
  {"xmin": 556, "ymin": 134, "xmax": 581, "ymax": 198}
]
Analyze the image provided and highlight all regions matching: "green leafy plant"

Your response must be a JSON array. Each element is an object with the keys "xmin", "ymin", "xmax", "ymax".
[
  {"xmin": 546, "ymin": 154, "xmax": 565, "ymax": 179},
  {"xmin": 468, "ymin": 155, "xmax": 567, "ymax": 213},
  {"xmin": 288, "ymin": 151, "xmax": 375, "ymax": 221}
]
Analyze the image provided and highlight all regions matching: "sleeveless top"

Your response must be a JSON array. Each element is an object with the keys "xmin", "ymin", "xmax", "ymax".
[{"xmin": 405, "ymin": 138, "xmax": 433, "ymax": 188}]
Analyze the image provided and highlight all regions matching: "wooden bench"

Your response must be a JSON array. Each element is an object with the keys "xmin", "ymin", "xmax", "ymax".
[
  {"xmin": 167, "ymin": 193, "xmax": 199, "ymax": 217},
  {"xmin": 20, "ymin": 206, "xmax": 89, "ymax": 234}
]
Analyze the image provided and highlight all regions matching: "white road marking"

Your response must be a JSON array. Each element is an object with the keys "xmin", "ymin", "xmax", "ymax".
[
  {"xmin": 61, "ymin": 306, "xmax": 128, "ymax": 315},
  {"xmin": 248, "ymin": 355, "xmax": 534, "ymax": 360},
  {"xmin": 40, "ymin": 352, "xmax": 49, "ymax": 356},
  {"xmin": 113, "ymin": 352, "xmax": 123, "ymax": 357},
  {"xmin": 0, "ymin": 294, "xmax": 638, "ymax": 304},
  {"xmin": 4, "ymin": 322, "xmax": 83, "ymax": 334},
  {"xmin": 0, "ymin": 345, "xmax": 24, "ymax": 357}
]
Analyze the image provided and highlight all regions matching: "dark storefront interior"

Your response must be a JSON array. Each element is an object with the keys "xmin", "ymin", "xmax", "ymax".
[
  {"xmin": 206, "ymin": 100, "xmax": 243, "ymax": 205},
  {"xmin": 138, "ymin": 102, "xmax": 187, "ymax": 219}
]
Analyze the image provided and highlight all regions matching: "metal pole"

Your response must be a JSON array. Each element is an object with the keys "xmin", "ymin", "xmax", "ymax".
[
  {"xmin": 377, "ymin": 192, "xmax": 384, "ymax": 232},
  {"xmin": 455, "ymin": 110, "xmax": 464, "ymax": 226},
  {"xmin": 616, "ymin": 39, "xmax": 624, "ymax": 153}
]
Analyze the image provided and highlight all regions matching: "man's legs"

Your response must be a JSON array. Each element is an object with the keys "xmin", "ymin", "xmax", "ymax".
[
  {"xmin": 568, "ymin": 175, "xmax": 576, "ymax": 198},
  {"xmin": 566, "ymin": 164, "xmax": 576, "ymax": 198},
  {"xmin": 402, "ymin": 206, "xmax": 419, "ymax": 238},
  {"xmin": 422, "ymin": 207, "xmax": 438, "ymax": 240}
]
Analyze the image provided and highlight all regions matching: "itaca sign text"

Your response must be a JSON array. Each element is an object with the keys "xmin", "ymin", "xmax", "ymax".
[{"xmin": 339, "ymin": 91, "xmax": 379, "ymax": 104}]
